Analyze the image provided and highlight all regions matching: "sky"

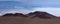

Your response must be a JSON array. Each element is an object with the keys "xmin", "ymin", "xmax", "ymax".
[{"xmin": 0, "ymin": 0, "xmax": 60, "ymax": 17}]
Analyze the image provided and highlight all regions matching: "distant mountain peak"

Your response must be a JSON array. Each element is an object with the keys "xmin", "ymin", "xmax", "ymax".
[
  {"xmin": 2, "ymin": 13, "xmax": 28, "ymax": 17},
  {"xmin": 1, "ymin": 11, "xmax": 57, "ymax": 19},
  {"xmin": 26, "ymin": 11, "xmax": 56, "ymax": 19}
]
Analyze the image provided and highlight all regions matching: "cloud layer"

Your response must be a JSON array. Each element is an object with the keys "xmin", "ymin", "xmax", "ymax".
[
  {"xmin": 31, "ymin": 7, "xmax": 60, "ymax": 17},
  {"xmin": 0, "ymin": 6, "xmax": 60, "ymax": 17},
  {"xmin": 0, "ymin": 0, "xmax": 60, "ymax": 17}
]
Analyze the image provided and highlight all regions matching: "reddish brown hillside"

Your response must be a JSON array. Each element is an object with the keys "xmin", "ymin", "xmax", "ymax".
[
  {"xmin": 2, "ymin": 11, "xmax": 57, "ymax": 19},
  {"xmin": 26, "ymin": 11, "xmax": 56, "ymax": 19},
  {"xmin": 2, "ymin": 13, "xmax": 28, "ymax": 17}
]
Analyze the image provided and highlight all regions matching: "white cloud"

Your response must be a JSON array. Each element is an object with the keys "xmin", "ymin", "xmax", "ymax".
[
  {"xmin": 0, "ymin": 6, "xmax": 60, "ymax": 17},
  {"xmin": 31, "ymin": 7, "xmax": 60, "ymax": 17},
  {"xmin": 0, "ymin": 7, "xmax": 32, "ymax": 16}
]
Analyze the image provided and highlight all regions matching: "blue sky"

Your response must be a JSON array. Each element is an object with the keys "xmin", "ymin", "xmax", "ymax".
[
  {"xmin": 0, "ymin": 0, "xmax": 60, "ymax": 8},
  {"xmin": 0, "ymin": 0, "xmax": 60, "ymax": 7},
  {"xmin": 0, "ymin": 0, "xmax": 60, "ymax": 17}
]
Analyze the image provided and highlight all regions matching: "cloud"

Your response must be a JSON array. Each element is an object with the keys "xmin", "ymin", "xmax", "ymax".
[
  {"xmin": 31, "ymin": 7, "xmax": 60, "ymax": 17},
  {"xmin": 0, "ymin": 6, "xmax": 32, "ymax": 16},
  {"xmin": 0, "ymin": 0, "xmax": 60, "ymax": 17},
  {"xmin": 0, "ymin": 6, "xmax": 60, "ymax": 17}
]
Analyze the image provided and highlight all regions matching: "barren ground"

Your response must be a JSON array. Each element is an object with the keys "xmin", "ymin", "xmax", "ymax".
[{"xmin": 0, "ymin": 16, "xmax": 60, "ymax": 24}]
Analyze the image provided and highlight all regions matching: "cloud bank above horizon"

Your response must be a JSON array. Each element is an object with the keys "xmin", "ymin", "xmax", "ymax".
[
  {"xmin": 0, "ymin": 0, "xmax": 60, "ymax": 17},
  {"xmin": 31, "ymin": 7, "xmax": 60, "ymax": 17},
  {"xmin": 0, "ymin": 7, "xmax": 60, "ymax": 17}
]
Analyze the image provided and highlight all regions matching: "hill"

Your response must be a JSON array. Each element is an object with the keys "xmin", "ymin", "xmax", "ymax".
[
  {"xmin": 2, "ymin": 13, "xmax": 28, "ymax": 17},
  {"xmin": 26, "ymin": 11, "xmax": 57, "ymax": 19},
  {"xmin": 0, "ymin": 11, "xmax": 60, "ymax": 24}
]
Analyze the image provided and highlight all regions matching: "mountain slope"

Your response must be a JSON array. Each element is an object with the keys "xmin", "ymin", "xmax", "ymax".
[{"xmin": 26, "ymin": 11, "xmax": 56, "ymax": 19}]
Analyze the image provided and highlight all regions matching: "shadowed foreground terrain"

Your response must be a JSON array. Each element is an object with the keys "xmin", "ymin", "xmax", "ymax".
[{"xmin": 0, "ymin": 11, "xmax": 60, "ymax": 24}]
